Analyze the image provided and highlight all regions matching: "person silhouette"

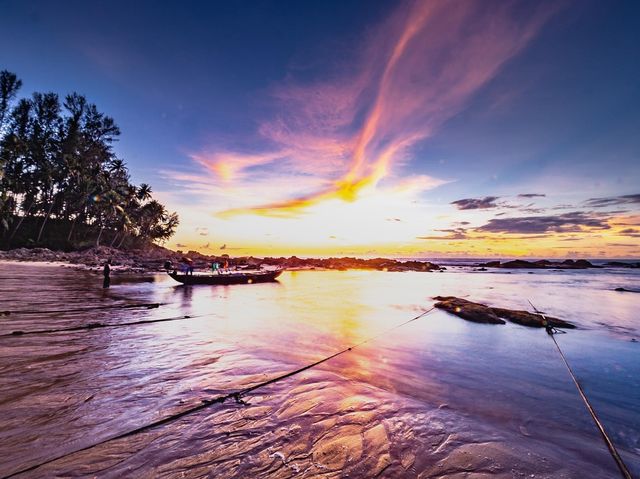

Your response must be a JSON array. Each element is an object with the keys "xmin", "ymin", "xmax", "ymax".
[{"xmin": 103, "ymin": 259, "xmax": 112, "ymax": 288}]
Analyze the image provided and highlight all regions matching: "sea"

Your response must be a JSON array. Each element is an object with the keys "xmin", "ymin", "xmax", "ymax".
[{"xmin": 0, "ymin": 260, "xmax": 638, "ymax": 478}]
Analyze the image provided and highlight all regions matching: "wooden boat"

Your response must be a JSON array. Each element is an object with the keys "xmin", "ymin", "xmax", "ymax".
[{"xmin": 168, "ymin": 269, "xmax": 282, "ymax": 285}]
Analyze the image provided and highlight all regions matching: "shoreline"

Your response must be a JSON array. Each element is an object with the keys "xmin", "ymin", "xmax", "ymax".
[
  {"xmin": 0, "ymin": 246, "xmax": 444, "ymax": 274},
  {"xmin": 0, "ymin": 261, "xmax": 637, "ymax": 477},
  {"xmin": 1, "ymin": 246, "xmax": 639, "ymax": 274}
]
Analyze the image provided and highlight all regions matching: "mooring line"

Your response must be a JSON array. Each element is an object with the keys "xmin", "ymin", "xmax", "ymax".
[
  {"xmin": 0, "ymin": 312, "xmax": 219, "ymax": 338},
  {"xmin": 1, "ymin": 302, "xmax": 162, "ymax": 316},
  {"xmin": 3, "ymin": 307, "xmax": 435, "ymax": 478},
  {"xmin": 529, "ymin": 300, "xmax": 633, "ymax": 479}
]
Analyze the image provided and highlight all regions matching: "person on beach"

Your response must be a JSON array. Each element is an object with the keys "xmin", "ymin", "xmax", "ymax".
[
  {"xmin": 212, "ymin": 261, "xmax": 220, "ymax": 274},
  {"xmin": 180, "ymin": 257, "xmax": 194, "ymax": 275},
  {"xmin": 103, "ymin": 259, "xmax": 112, "ymax": 288}
]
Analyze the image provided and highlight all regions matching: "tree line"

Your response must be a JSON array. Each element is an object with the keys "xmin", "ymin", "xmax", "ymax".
[{"xmin": 0, "ymin": 70, "xmax": 179, "ymax": 249}]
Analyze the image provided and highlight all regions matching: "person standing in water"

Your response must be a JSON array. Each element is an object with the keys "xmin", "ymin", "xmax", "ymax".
[{"xmin": 103, "ymin": 259, "xmax": 112, "ymax": 288}]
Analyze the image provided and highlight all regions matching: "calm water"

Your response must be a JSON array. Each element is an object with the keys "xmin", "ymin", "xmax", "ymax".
[{"xmin": 0, "ymin": 262, "xmax": 638, "ymax": 478}]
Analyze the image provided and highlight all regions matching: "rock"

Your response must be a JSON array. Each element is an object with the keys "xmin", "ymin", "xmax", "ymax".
[
  {"xmin": 433, "ymin": 296, "xmax": 575, "ymax": 329},
  {"xmin": 606, "ymin": 261, "xmax": 640, "ymax": 268},
  {"xmin": 260, "ymin": 255, "xmax": 442, "ymax": 272},
  {"xmin": 478, "ymin": 260, "xmax": 501, "ymax": 268},
  {"xmin": 501, "ymin": 259, "xmax": 547, "ymax": 269},
  {"xmin": 0, "ymin": 245, "xmax": 444, "ymax": 274},
  {"xmin": 614, "ymin": 287, "xmax": 639, "ymax": 293},
  {"xmin": 477, "ymin": 259, "xmax": 598, "ymax": 269},
  {"xmin": 433, "ymin": 296, "xmax": 505, "ymax": 324},
  {"xmin": 491, "ymin": 307, "xmax": 575, "ymax": 329}
]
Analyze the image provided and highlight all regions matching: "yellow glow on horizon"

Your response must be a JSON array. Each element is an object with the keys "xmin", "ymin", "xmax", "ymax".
[{"xmin": 169, "ymin": 212, "xmax": 640, "ymax": 259}]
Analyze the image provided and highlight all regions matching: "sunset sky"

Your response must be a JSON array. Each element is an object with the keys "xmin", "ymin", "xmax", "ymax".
[{"xmin": 2, "ymin": 0, "xmax": 639, "ymax": 258}]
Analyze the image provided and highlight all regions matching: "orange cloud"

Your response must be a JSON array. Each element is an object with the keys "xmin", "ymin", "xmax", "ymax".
[
  {"xmin": 192, "ymin": 150, "xmax": 288, "ymax": 182},
  {"xmin": 196, "ymin": 1, "xmax": 561, "ymax": 218}
]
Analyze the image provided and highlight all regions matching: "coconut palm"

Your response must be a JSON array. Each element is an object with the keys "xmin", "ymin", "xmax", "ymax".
[{"xmin": 0, "ymin": 70, "xmax": 179, "ymax": 249}]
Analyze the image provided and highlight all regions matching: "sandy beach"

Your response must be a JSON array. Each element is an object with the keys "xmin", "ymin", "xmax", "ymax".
[{"xmin": 1, "ymin": 261, "xmax": 638, "ymax": 478}]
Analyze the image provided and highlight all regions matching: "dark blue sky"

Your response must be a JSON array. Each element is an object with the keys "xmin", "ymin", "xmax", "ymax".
[
  {"xmin": 1, "ymin": 0, "xmax": 390, "ymax": 182},
  {"xmin": 1, "ymin": 0, "xmax": 639, "ymax": 256}
]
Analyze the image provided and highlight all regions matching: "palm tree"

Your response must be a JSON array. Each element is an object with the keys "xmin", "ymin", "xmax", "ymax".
[
  {"xmin": 3, "ymin": 98, "xmax": 33, "ymax": 245},
  {"xmin": 0, "ymin": 70, "xmax": 22, "ymax": 131},
  {"xmin": 137, "ymin": 183, "xmax": 152, "ymax": 201},
  {"xmin": 1, "ymin": 70, "xmax": 180, "ymax": 249}
]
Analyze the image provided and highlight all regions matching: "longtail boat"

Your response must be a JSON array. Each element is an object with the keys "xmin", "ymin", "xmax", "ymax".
[{"xmin": 168, "ymin": 269, "xmax": 282, "ymax": 285}]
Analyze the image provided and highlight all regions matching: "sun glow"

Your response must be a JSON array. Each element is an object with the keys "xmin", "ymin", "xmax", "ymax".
[{"xmin": 158, "ymin": 1, "xmax": 639, "ymax": 260}]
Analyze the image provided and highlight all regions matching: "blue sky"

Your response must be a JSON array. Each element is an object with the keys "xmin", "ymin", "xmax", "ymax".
[{"xmin": 1, "ymin": 0, "xmax": 639, "ymax": 257}]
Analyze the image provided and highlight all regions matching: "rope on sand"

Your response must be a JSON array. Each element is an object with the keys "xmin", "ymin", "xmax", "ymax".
[
  {"xmin": 2, "ymin": 307, "xmax": 435, "ymax": 479},
  {"xmin": 528, "ymin": 299, "xmax": 633, "ymax": 479},
  {"xmin": 1, "ymin": 302, "xmax": 162, "ymax": 316},
  {"xmin": 0, "ymin": 312, "xmax": 218, "ymax": 338}
]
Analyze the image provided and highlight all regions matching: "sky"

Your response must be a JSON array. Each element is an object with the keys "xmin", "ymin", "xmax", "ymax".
[{"xmin": 1, "ymin": 0, "xmax": 639, "ymax": 258}]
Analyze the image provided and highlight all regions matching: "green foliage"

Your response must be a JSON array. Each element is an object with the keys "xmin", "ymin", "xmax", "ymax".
[{"xmin": 0, "ymin": 70, "xmax": 179, "ymax": 249}]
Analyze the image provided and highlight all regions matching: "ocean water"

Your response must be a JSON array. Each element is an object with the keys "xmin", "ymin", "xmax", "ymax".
[{"xmin": 0, "ymin": 262, "xmax": 638, "ymax": 478}]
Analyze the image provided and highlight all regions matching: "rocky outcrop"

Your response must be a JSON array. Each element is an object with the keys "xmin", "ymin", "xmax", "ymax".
[
  {"xmin": 259, "ymin": 256, "xmax": 442, "ymax": 272},
  {"xmin": 433, "ymin": 296, "xmax": 576, "ymax": 329},
  {"xmin": 477, "ymin": 259, "xmax": 598, "ymax": 269},
  {"xmin": 0, "ymin": 246, "xmax": 443, "ymax": 273},
  {"xmin": 433, "ymin": 296, "xmax": 505, "ymax": 324},
  {"xmin": 606, "ymin": 261, "xmax": 640, "ymax": 268}
]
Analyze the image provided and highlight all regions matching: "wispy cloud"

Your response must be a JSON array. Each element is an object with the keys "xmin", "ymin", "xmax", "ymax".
[
  {"xmin": 618, "ymin": 228, "xmax": 640, "ymax": 238},
  {"xmin": 184, "ymin": 1, "xmax": 559, "ymax": 218},
  {"xmin": 451, "ymin": 196, "xmax": 500, "ymax": 210},
  {"xmin": 417, "ymin": 228, "xmax": 470, "ymax": 240},
  {"xmin": 518, "ymin": 193, "xmax": 546, "ymax": 198},
  {"xmin": 477, "ymin": 211, "xmax": 611, "ymax": 234},
  {"xmin": 584, "ymin": 194, "xmax": 640, "ymax": 208}
]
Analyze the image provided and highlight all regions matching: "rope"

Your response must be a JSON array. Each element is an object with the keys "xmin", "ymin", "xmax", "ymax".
[
  {"xmin": 0, "ymin": 312, "xmax": 218, "ymax": 338},
  {"xmin": 2, "ymin": 307, "xmax": 434, "ymax": 478},
  {"xmin": 528, "ymin": 300, "xmax": 633, "ymax": 479},
  {"xmin": 1, "ymin": 302, "xmax": 162, "ymax": 316}
]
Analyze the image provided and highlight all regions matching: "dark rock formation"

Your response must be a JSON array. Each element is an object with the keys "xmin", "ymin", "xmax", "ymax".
[
  {"xmin": 606, "ymin": 261, "xmax": 640, "ymax": 268},
  {"xmin": 433, "ymin": 296, "xmax": 576, "ymax": 329},
  {"xmin": 477, "ymin": 259, "xmax": 598, "ymax": 269},
  {"xmin": 252, "ymin": 256, "xmax": 442, "ymax": 272},
  {"xmin": 433, "ymin": 297, "xmax": 505, "ymax": 324},
  {"xmin": 0, "ymin": 246, "xmax": 443, "ymax": 273}
]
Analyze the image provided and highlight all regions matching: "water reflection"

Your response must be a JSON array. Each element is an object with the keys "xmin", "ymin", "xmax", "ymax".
[{"xmin": 0, "ymin": 263, "xmax": 638, "ymax": 477}]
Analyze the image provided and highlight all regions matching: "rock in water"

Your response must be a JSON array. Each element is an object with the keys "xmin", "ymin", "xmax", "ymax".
[
  {"xmin": 491, "ymin": 307, "xmax": 575, "ymax": 328},
  {"xmin": 433, "ymin": 296, "xmax": 575, "ymax": 328},
  {"xmin": 432, "ymin": 297, "xmax": 505, "ymax": 324}
]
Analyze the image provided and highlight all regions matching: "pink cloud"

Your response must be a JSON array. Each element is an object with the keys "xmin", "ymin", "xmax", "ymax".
[{"xmin": 190, "ymin": 1, "xmax": 561, "ymax": 217}]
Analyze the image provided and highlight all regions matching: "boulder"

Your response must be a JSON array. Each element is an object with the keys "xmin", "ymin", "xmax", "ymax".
[
  {"xmin": 433, "ymin": 297, "xmax": 505, "ymax": 324},
  {"xmin": 433, "ymin": 296, "xmax": 575, "ymax": 329}
]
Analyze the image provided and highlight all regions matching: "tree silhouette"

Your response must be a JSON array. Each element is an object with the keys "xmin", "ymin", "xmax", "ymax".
[{"xmin": 0, "ymin": 70, "xmax": 179, "ymax": 249}]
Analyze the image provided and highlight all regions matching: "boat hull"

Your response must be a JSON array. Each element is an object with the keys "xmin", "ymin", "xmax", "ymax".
[{"xmin": 168, "ymin": 270, "xmax": 282, "ymax": 285}]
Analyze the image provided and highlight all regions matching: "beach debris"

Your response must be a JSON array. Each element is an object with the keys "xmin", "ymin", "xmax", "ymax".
[
  {"xmin": 433, "ymin": 296, "xmax": 575, "ymax": 328},
  {"xmin": 268, "ymin": 450, "xmax": 287, "ymax": 464}
]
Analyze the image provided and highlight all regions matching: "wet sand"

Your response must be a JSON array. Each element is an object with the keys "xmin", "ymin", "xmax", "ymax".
[{"xmin": 0, "ymin": 262, "xmax": 638, "ymax": 478}]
